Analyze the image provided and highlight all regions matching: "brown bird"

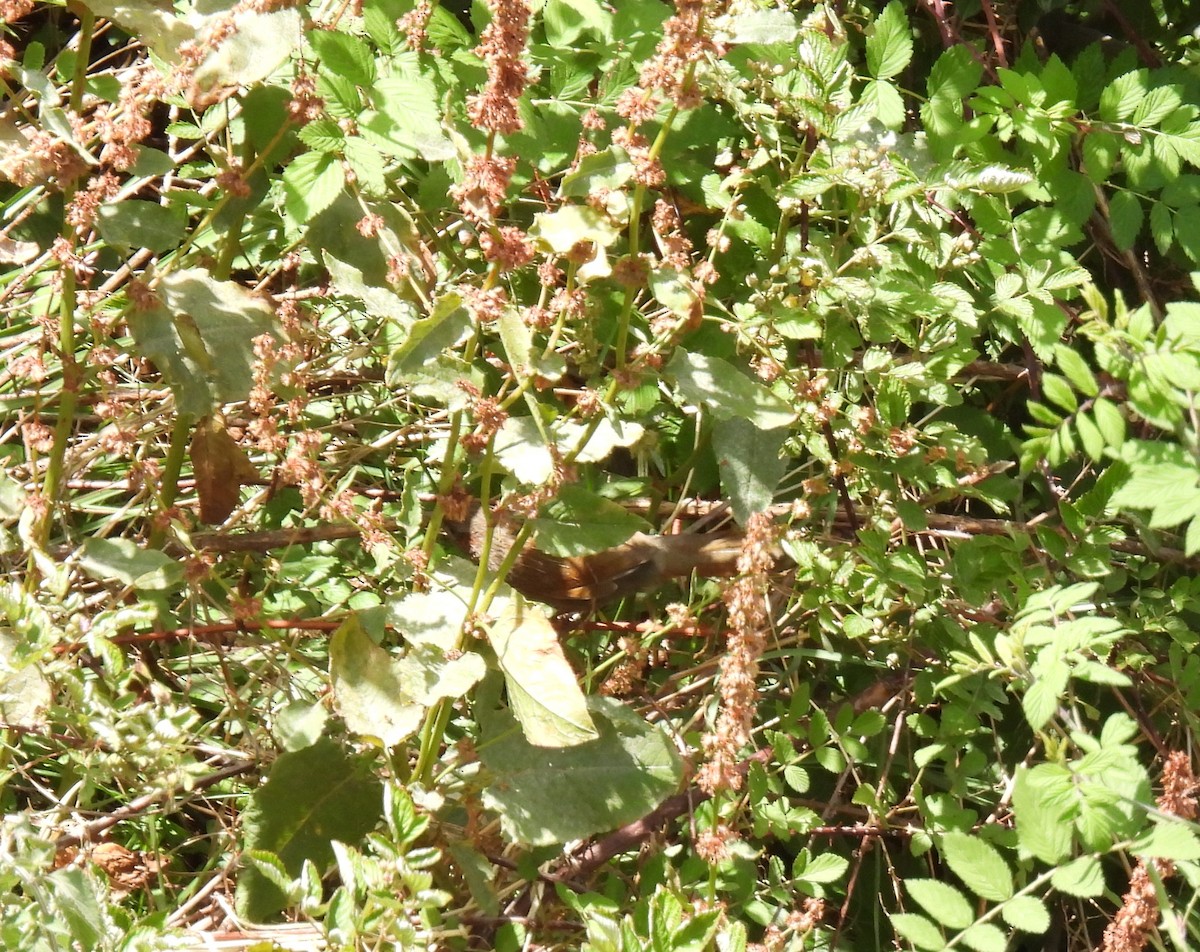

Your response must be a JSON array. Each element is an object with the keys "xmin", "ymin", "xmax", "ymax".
[{"xmin": 449, "ymin": 503, "xmax": 746, "ymax": 609}]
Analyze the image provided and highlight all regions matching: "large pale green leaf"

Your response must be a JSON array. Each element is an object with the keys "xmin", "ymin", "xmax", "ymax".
[
  {"xmin": 0, "ymin": 628, "xmax": 51, "ymax": 728},
  {"xmin": 532, "ymin": 485, "xmax": 648, "ymax": 557},
  {"xmin": 487, "ymin": 598, "xmax": 597, "ymax": 748},
  {"xmin": 361, "ymin": 76, "xmax": 453, "ymax": 161},
  {"xmin": 330, "ymin": 616, "xmax": 424, "ymax": 747},
  {"xmin": 236, "ymin": 738, "xmax": 381, "ymax": 921},
  {"xmin": 126, "ymin": 267, "xmax": 283, "ymax": 416},
  {"xmin": 79, "ymin": 537, "xmax": 183, "ymax": 591},
  {"xmin": 189, "ymin": 9, "xmax": 301, "ymax": 107},
  {"xmin": 941, "ymin": 830, "xmax": 1013, "ymax": 901},
  {"xmin": 77, "ymin": 0, "xmax": 194, "ymax": 61},
  {"xmin": 714, "ymin": 416, "xmax": 786, "ymax": 523},
  {"xmin": 479, "ymin": 696, "xmax": 682, "ymax": 845},
  {"xmin": 668, "ymin": 351, "xmax": 794, "ymax": 430},
  {"xmin": 719, "ymin": 8, "xmax": 800, "ymax": 45},
  {"xmin": 97, "ymin": 199, "xmax": 187, "ymax": 253}
]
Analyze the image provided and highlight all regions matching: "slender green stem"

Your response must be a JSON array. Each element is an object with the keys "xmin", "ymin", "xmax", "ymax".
[
  {"xmin": 149, "ymin": 414, "xmax": 194, "ymax": 547},
  {"xmin": 32, "ymin": 6, "xmax": 96, "ymax": 557}
]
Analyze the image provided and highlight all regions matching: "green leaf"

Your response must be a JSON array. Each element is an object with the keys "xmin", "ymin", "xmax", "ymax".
[
  {"xmin": 343, "ymin": 136, "xmax": 387, "ymax": 196},
  {"xmin": 189, "ymin": 8, "xmax": 301, "ymax": 102},
  {"xmin": 714, "ymin": 417, "xmax": 786, "ymax": 525},
  {"xmin": 387, "ymin": 290, "xmax": 472, "ymax": 381},
  {"xmin": 532, "ymin": 486, "xmax": 648, "ymax": 557},
  {"xmin": 48, "ymin": 868, "xmax": 104, "ymax": 949},
  {"xmin": 297, "ymin": 118, "xmax": 345, "ymax": 152},
  {"xmin": 1107, "ymin": 190, "xmax": 1143, "ymax": 250},
  {"xmin": 478, "ymin": 417, "xmax": 548, "ymax": 485},
  {"xmin": 1054, "ymin": 345, "xmax": 1098, "ymax": 396},
  {"xmin": 1040, "ymin": 373, "xmax": 1077, "ymax": 413},
  {"xmin": 941, "ymin": 831, "xmax": 1013, "ymax": 901},
  {"xmin": 478, "ymin": 695, "xmax": 682, "ymax": 845},
  {"xmin": 1082, "ymin": 131, "xmax": 1119, "ymax": 182},
  {"xmin": 890, "ymin": 912, "xmax": 945, "ymax": 951},
  {"xmin": 543, "ymin": 0, "xmax": 612, "ymax": 45},
  {"xmin": 960, "ymin": 922, "xmax": 1007, "ymax": 952},
  {"xmin": 865, "ymin": 1, "xmax": 912, "ymax": 80},
  {"xmin": 0, "ymin": 629, "xmax": 51, "ymax": 729},
  {"xmin": 1022, "ymin": 656, "xmax": 1069, "ymax": 730},
  {"xmin": 283, "ymin": 150, "xmax": 346, "ymax": 224},
  {"xmin": 1150, "ymin": 200, "xmax": 1175, "ymax": 255},
  {"xmin": 79, "ymin": 537, "xmax": 183, "ymax": 591},
  {"xmin": 1012, "ymin": 763, "xmax": 1075, "ymax": 864},
  {"xmin": 96, "ymin": 199, "xmax": 186, "ymax": 253},
  {"xmin": 308, "ymin": 27, "xmax": 376, "ymax": 88},
  {"xmin": 1131, "ymin": 819, "xmax": 1200, "ymax": 861},
  {"xmin": 906, "ymin": 879, "xmax": 973, "ymax": 929},
  {"xmin": 362, "ymin": 75, "xmax": 454, "ymax": 161},
  {"xmin": 861, "ymin": 78, "xmax": 906, "ymax": 129},
  {"xmin": 1110, "ymin": 462, "xmax": 1200, "ymax": 528},
  {"xmin": 1099, "ymin": 69, "xmax": 1147, "ymax": 123},
  {"xmin": 126, "ymin": 267, "xmax": 284, "ymax": 417},
  {"xmin": 1075, "ymin": 413, "xmax": 1105, "ymax": 461},
  {"xmin": 668, "ymin": 350, "xmax": 794, "ymax": 430},
  {"xmin": 1000, "ymin": 895, "xmax": 1051, "ymax": 934},
  {"xmin": 76, "ymin": 0, "xmax": 195, "ymax": 61},
  {"xmin": 1091, "ymin": 397, "xmax": 1125, "ymax": 447},
  {"xmin": 793, "ymin": 851, "xmax": 848, "ymax": 884},
  {"xmin": 487, "ymin": 598, "xmax": 598, "ymax": 747},
  {"xmin": 236, "ymin": 738, "xmax": 382, "ymax": 921},
  {"xmin": 329, "ymin": 615, "xmax": 425, "ymax": 747},
  {"xmin": 531, "ymin": 203, "xmax": 621, "ymax": 260},
  {"xmin": 1050, "ymin": 855, "xmax": 1105, "ymax": 897},
  {"xmin": 723, "ymin": 9, "xmax": 800, "ymax": 44}
]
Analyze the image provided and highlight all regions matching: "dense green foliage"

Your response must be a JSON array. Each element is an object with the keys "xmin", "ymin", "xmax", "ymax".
[{"xmin": 4, "ymin": 0, "xmax": 1200, "ymax": 949}]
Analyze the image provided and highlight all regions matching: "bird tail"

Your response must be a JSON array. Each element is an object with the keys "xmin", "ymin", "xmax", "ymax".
[{"xmin": 653, "ymin": 532, "xmax": 747, "ymax": 579}]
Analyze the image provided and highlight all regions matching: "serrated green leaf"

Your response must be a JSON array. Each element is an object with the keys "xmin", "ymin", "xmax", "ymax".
[
  {"xmin": 1000, "ymin": 895, "xmax": 1051, "ymax": 934},
  {"xmin": 668, "ymin": 351, "xmax": 794, "ymax": 430},
  {"xmin": 942, "ymin": 831, "xmax": 1013, "ymax": 901},
  {"xmin": 1131, "ymin": 820, "xmax": 1200, "ymax": 860},
  {"xmin": 1092, "ymin": 397, "xmax": 1126, "ymax": 447},
  {"xmin": 866, "ymin": 1, "xmax": 912, "ymax": 80},
  {"xmin": 1050, "ymin": 855, "xmax": 1105, "ymax": 896},
  {"xmin": 309, "ymin": 28, "xmax": 376, "ymax": 88},
  {"xmin": 478, "ymin": 695, "xmax": 681, "ymax": 845},
  {"xmin": 890, "ymin": 913, "xmax": 945, "ymax": 951},
  {"xmin": 1150, "ymin": 200, "xmax": 1175, "ymax": 255},
  {"xmin": 1075, "ymin": 413, "xmax": 1105, "ymax": 461},
  {"xmin": 1099, "ymin": 70, "xmax": 1147, "ymax": 123},
  {"xmin": 344, "ymin": 136, "xmax": 387, "ymax": 196},
  {"xmin": 1022, "ymin": 656, "xmax": 1069, "ymax": 730},
  {"xmin": 1054, "ymin": 345, "xmax": 1098, "ymax": 396},
  {"xmin": 1107, "ymin": 190, "xmax": 1143, "ymax": 250},
  {"xmin": 283, "ymin": 150, "xmax": 345, "ymax": 224},
  {"xmin": 960, "ymin": 922, "xmax": 1007, "ymax": 952},
  {"xmin": 906, "ymin": 879, "xmax": 973, "ymax": 929},
  {"xmin": 297, "ymin": 118, "xmax": 345, "ymax": 152},
  {"xmin": 1040, "ymin": 373, "xmax": 1077, "ymax": 413}
]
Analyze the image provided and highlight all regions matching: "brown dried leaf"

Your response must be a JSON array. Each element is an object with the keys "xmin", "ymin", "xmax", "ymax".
[{"xmin": 190, "ymin": 415, "xmax": 257, "ymax": 524}]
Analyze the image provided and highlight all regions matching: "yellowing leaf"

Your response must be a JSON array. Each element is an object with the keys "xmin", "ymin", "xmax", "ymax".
[{"xmin": 487, "ymin": 597, "xmax": 597, "ymax": 747}]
